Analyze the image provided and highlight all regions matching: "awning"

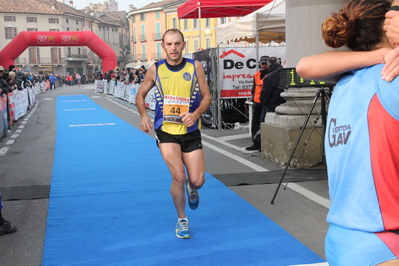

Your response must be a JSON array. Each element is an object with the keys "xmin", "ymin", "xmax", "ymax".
[
  {"xmin": 177, "ymin": 0, "xmax": 273, "ymax": 19},
  {"xmin": 216, "ymin": 0, "xmax": 285, "ymax": 43}
]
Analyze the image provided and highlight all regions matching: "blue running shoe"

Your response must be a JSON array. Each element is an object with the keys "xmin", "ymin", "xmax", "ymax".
[
  {"xmin": 186, "ymin": 179, "xmax": 199, "ymax": 210},
  {"xmin": 175, "ymin": 219, "xmax": 192, "ymax": 239}
]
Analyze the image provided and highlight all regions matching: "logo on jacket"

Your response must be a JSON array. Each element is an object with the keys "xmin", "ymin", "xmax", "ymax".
[{"xmin": 327, "ymin": 118, "xmax": 352, "ymax": 147}]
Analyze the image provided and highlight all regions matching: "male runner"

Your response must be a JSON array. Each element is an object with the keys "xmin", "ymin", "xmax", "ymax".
[{"xmin": 136, "ymin": 29, "xmax": 212, "ymax": 239}]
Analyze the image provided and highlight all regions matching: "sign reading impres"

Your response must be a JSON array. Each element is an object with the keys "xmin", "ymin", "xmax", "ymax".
[
  {"xmin": 37, "ymin": 35, "xmax": 56, "ymax": 44},
  {"xmin": 61, "ymin": 35, "xmax": 79, "ymax": 44}
]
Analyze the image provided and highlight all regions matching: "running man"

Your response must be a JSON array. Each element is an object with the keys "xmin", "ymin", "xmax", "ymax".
[{"xmin": 136, "ymin": 29, "xmax": 212, "ymax": 239}]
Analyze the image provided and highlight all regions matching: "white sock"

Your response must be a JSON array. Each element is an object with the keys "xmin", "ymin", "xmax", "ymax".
[
  {"xmin": 187, "ymin": 181, "xmax": 196, "ymax": 192},
  {"xmin": 178, "ymin": 217, "xmax": 188, "ymax": 222}
]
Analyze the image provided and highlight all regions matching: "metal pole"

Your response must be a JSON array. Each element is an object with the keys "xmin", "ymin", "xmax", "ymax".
[
  {"xmin": 198, "ymin": 2, "xmax": 202, "ymax": 49},
  {"xmin": 270, "ymin": 88, "xmax": 322, "ymax": 204},
  {"xmin": 217, "ymin": 46, "xmax": 221, "ymax": 130},
  {"xmin": 255, "ymin": 13, "xmax": 259, "ymax": 68}
]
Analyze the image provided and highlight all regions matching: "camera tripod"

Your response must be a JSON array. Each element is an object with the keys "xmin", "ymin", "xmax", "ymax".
[{"xmin": 270, "ymin": 87, "xmax": 332, "ymax": 204}]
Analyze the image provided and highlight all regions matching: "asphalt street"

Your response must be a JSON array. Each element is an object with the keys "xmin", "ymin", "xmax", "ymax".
[{"xmin": 0, "ymin": 84, "xmax": 329, "ymax": 266}]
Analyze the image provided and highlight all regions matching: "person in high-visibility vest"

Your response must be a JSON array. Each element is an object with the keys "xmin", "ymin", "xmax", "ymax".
[{"xmin": 246, "ymin": 56, "xmax": 269, "ymax": 151}]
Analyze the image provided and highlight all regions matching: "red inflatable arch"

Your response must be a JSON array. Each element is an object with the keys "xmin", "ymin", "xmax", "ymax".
[{"xmin": 0, "ymin": 31, "xmax": 117, "ymax": 73}]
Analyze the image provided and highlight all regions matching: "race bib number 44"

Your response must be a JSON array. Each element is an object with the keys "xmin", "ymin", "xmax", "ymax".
[{"xmin": 163, "ymin": 95, "xmax": 190, "ymax": 123}]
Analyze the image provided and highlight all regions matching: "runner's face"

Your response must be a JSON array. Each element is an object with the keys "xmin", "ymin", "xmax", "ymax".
[{"xmin": 162, "ymin": 32, "xmax": 186, "ymax": 64}]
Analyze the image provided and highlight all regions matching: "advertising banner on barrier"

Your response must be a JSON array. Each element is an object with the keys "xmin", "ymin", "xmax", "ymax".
[
  {"xmin": 218, "ymin": 46, "xmax": 286, "ymax": 99},
  {"xmin": 7, "ymin": 92, "xmax": 15, "ymax": 127},
  {"xmin": 129, "ymin": 84, "xmax": 138, "ymax": 104},
  {"xmin": 97, "ymin": 80, "xmax": 104, "ymax": 93},
  {"xmin": 14, "ymin": 89, "xmax": 25, "ymax": 120},
  {"xmin": 27, "ymin": 86, "xmax": 36, "ymax": 107},
  {"xmin": 108, "ymin": 81, "xmax": 116, "ymax": 95},
  {"xmin": 0, "ymin": 95, "xmax": 7, "ymax": 138}
]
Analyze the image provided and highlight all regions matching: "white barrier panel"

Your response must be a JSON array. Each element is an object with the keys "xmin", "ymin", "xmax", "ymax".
[
  {"xmin": 0, "ymin": 85, "xmax": 41, "ymax": 138},
  {"xmin": 27, "ymin": 86, "xmax": 36, "ymax": 107},
  {"xmin": 108, "ymin": 81, "xmax": 116, "ymax": 95},
  {"xmin": 145, "ymin": 86, "xmax": 156, "ymax": 111},
  {"xmin": 35, "ymin": 83, "xmax": 41, "ymax": 95},
  {"xmin": 96, "ymin": 80, "xmax": 104, "ymax": 93},
  {"xmin": 14, "ymin": 89, "xmax": 29, "ymax": 120},
  {"xmin": 40, "ymin": 81, "xmax": 46, "ymax": 93},
  {"xmin": 128, "ymin": 84, "xmax": 139, "ymax": 104},
  {"xmin": 92, "ymin": 81, "xmax": 156, "ymax": 111},
  {"xmin": 116, "ymin": 82, "xmax": 125, "ymax": 98},
  {"xmin": 103, "ymin": 82, "xmax": 109, "ymax": 94}
]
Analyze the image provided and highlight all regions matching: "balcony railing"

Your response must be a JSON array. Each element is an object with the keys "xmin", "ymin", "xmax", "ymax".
[
  {"xmin": 151, "ymin": 53, "xmax": 163, "ymax": 61},
  {"xmin": 66, "ymin": 54, "xmax": 88, "ymax": 61},
  {"xmin": 138, "ymin": 34, "xmax": 146, "ymax": 42},
  {"xmin": 28, "ymin": 57, "xmax": 65, "ymax": 65},
  {"xmin": 135, "ymin": 53, "xmax": 147, "ymax": 61},
  {"xmin": 152, "ymin": 33, "xmax": 162, "ymax": 41}
]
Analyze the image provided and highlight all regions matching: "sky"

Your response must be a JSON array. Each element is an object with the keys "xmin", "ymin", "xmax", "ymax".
[{"xmin": 73, "ymin": 0, "xmax": 157, "ymax": 12}]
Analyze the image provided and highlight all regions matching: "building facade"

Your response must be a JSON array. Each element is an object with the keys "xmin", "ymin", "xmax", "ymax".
[{"xmin": 0, "ymin": 0, "xmax": 129, "ymax": 75}]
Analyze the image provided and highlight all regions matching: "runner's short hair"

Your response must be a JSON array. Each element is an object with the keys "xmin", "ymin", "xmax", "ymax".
[{"xmin": 162, "ymin": 29, "xmax": 185, "ymax": 43}]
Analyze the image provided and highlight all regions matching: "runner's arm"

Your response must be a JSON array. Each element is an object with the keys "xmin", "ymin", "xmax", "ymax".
[{"xmin": 180, "ymin": 61, "xmax": 212, "ymax": 127}]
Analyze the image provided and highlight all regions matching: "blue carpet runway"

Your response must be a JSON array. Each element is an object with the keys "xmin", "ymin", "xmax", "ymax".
[{"xmin": 42, "ymin": 95, "xmax": 325, "ymax": 266}]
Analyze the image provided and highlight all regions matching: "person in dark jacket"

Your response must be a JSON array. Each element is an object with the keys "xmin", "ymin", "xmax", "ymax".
[
  {"xmin": 249, "ymin": 57, "xmax": 286, "ymax": 150},
  {"xmin": 260, "ymin": 57, "xmax": 285, "ymax": 117}
]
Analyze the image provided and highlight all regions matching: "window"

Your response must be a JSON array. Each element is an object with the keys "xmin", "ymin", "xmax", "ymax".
[
  {"xmin": 66, "ymin": 19, "xmax": 69, "ymax": 23},
  {"xmin": 27, "ymin": 28, "xmax": 38, "ymax": 31},
  {"xmin": 221, "ymin": 17, "xmax": 227, "ymax": 24},
  {"xmin": 141, "ymin": 43, "xmax": 146, "ymax": 60},
  {"xmin": 76, "ymin": 20, "xmax": 79, "ymax": 25},
  {"xmin": 205, "ymin": 18, "xmax": 210, "ymax": 27},
  {"xmin": 4, "ymin": 16, "xmax": 16, "ymax": 22},
  {"xmin": 51, "ymin": 48, "xmax": 60, "ymax": 64},
  {"xmin": 141, "ymin": 25, "xmax": 146, "ymax": 41},
  {"xmin": 194, "ymin": 39, "xmax": 199, "ymax": 51},
  {"xmin": 5, "ymin": 27, "xmax": 17, "ymax": 39},
  {"xmin": 184, "ymin": 20, "xmax": 188, "ymax": 30},
  {"xmin": 78, "ymin": 48, "xmax": 81, "ymax": 55},
  {"xmin": 66, "ymin": 27, "xmax": 70, "ymax": 31},
  {"xmin": 155, "ymin": 23, "xmax": 161, "ymax": 39},
  {"xmin": 132, "ymin": 15, "xmax": 135, "ymax": 23},
  {"xmin": 156, "ymin": 42, "xmax": 162, "ymax": 59},
  {"xmin": 193, "ymin": 19, "xmax": 198, "ymax": 29},
  {"xmin": 49, "ymin": 28, "xmax": 59, "ymax": 31},
  {"xmin": 27, "ymin": 17, "xmax": 37, "ymax": 23},
  {"xmin": 29, "ymin": 47, "xmax": 38, "ymax": 63},
  {"xmin": 172, "ymin": 18, "xmax": 177, "ymax": 29},
  {"xmin": 206, "ymin": 38, "xmax": 211, "ymax": 48},
  {"xmin": 185, "ymin": 40, "xmax": 189, "ymax": 54},
  {"xmin": 155, "ymin": 11, "xmax": 160, "ymax": 20},
  {"xmin": 49, "ymin": 18, "xmax": 59, "ymax": 24},
  {"xmin": 140, "ymin": 13, "xmax": 146, "ymax": 21}
]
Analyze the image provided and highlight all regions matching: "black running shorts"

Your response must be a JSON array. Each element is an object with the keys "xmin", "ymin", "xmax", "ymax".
[{"xmin": 155, "ymin": 129, "xmax": 203, "ymax": 153}]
